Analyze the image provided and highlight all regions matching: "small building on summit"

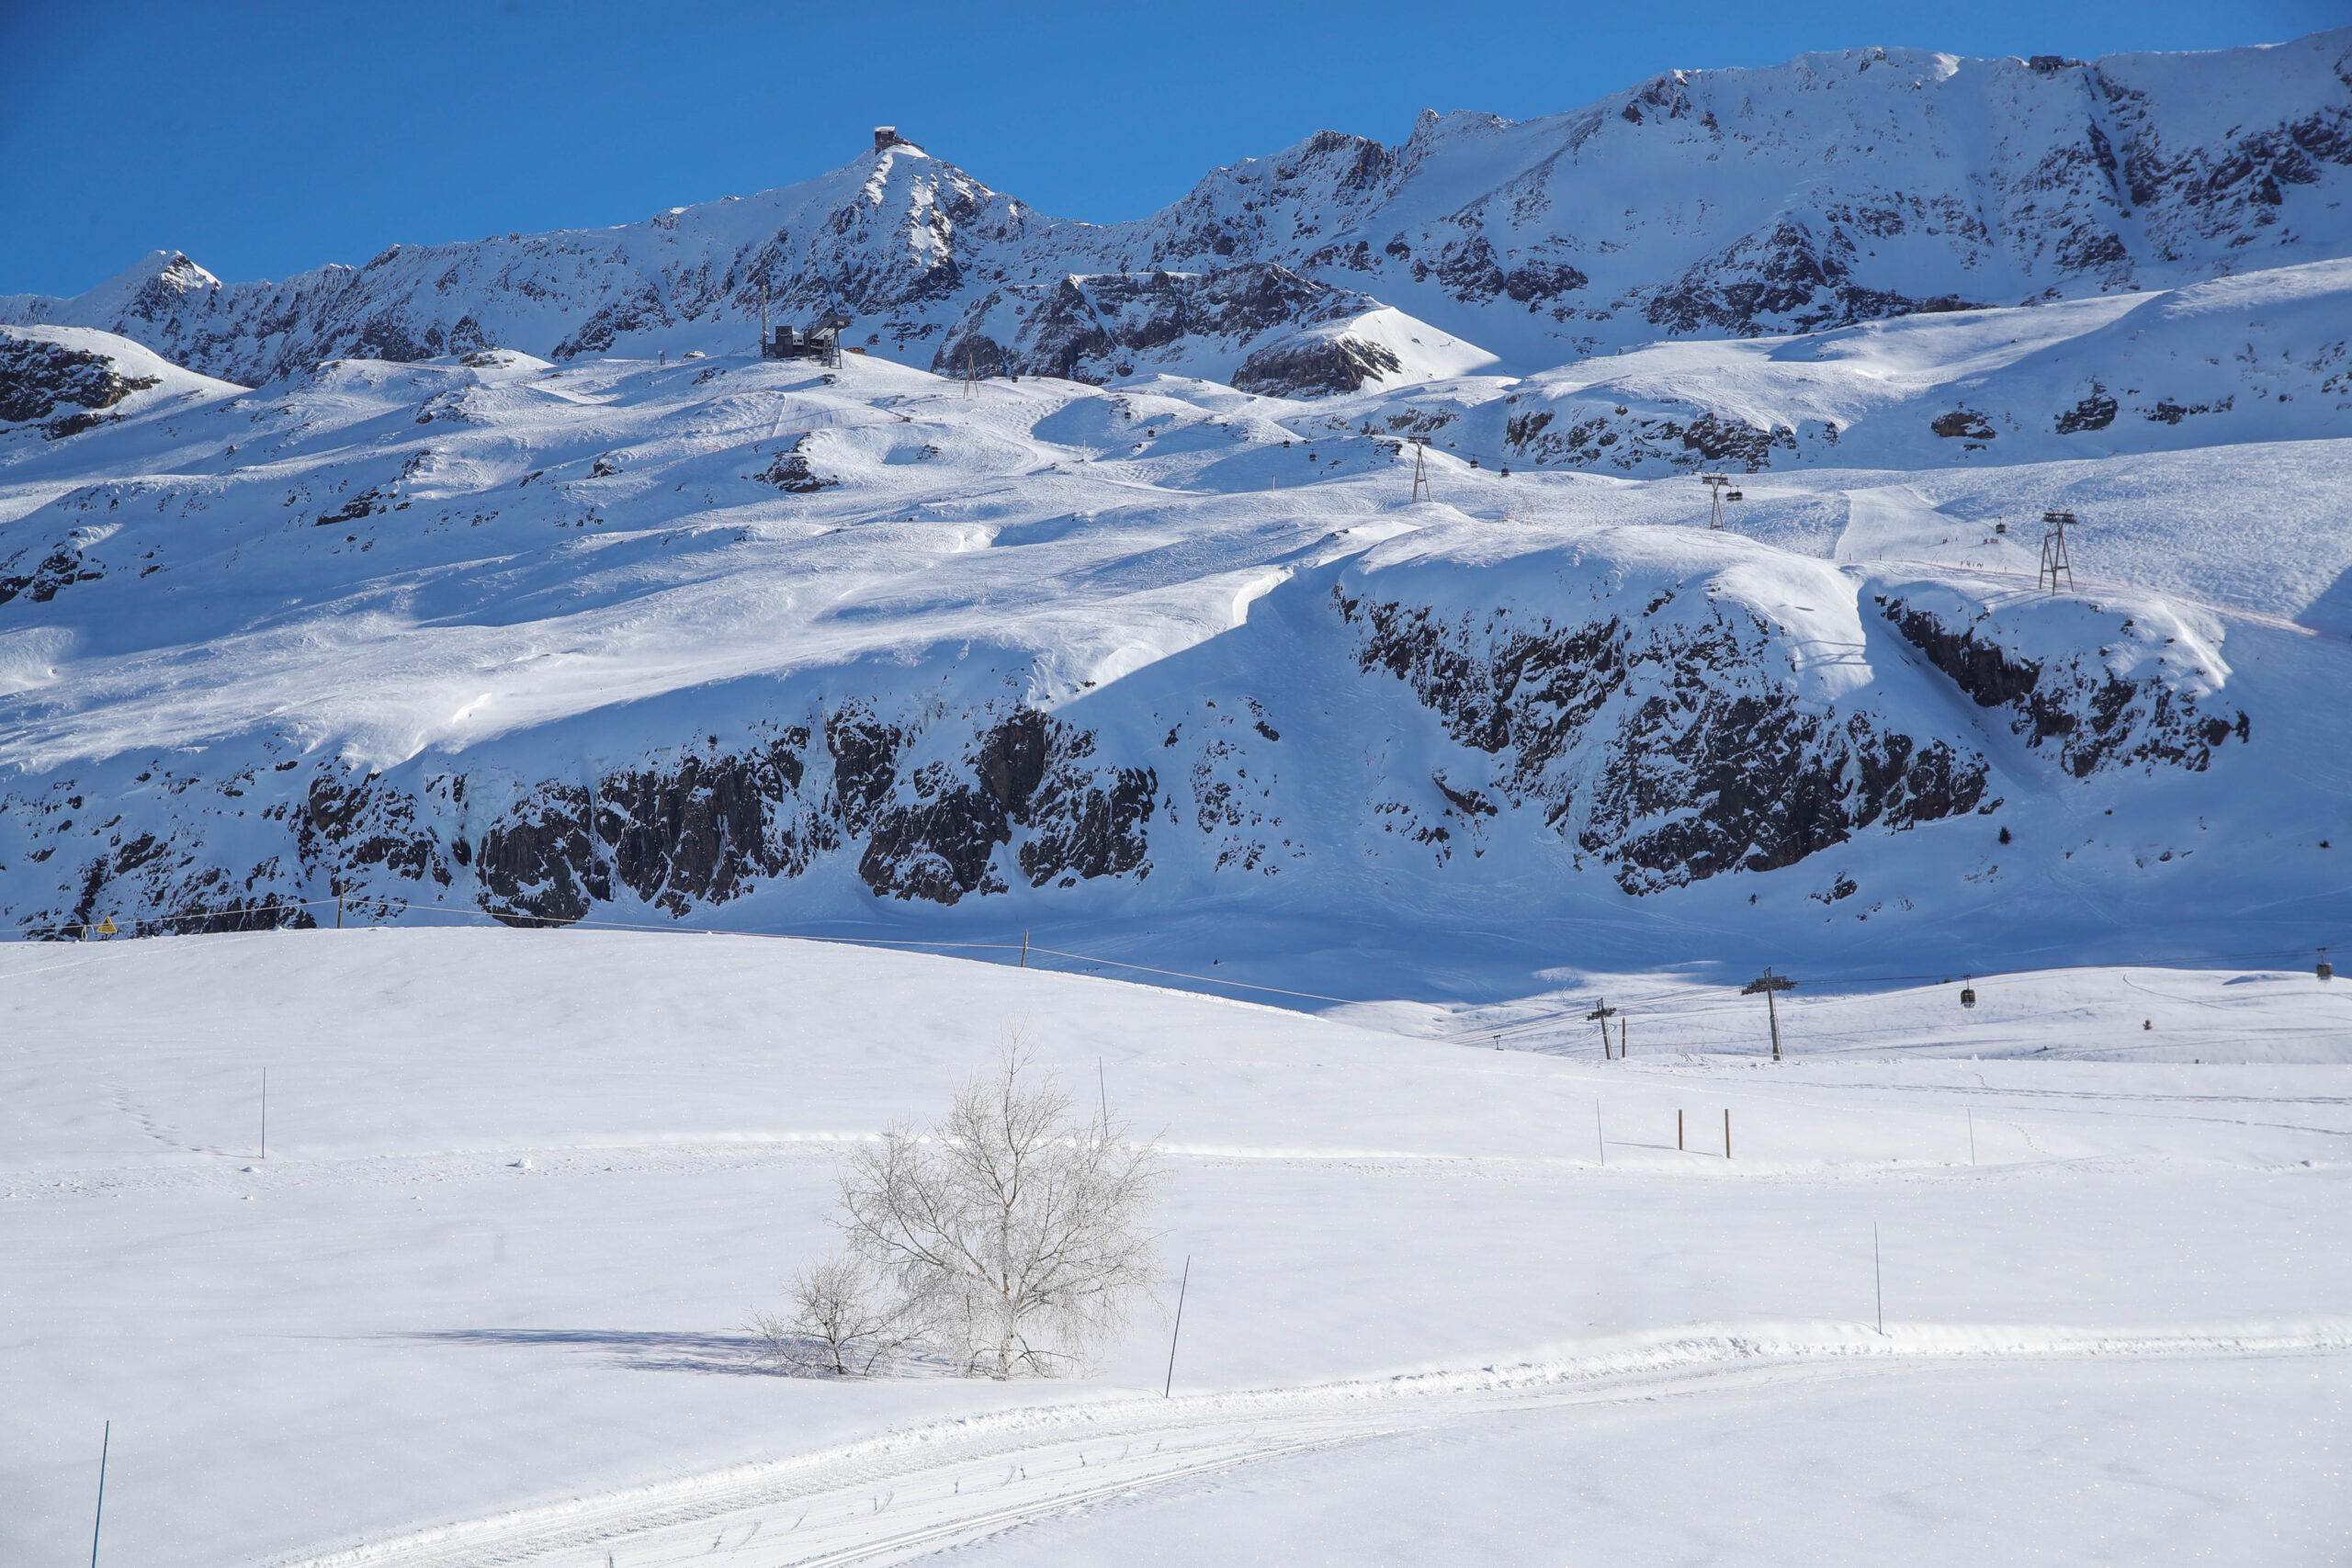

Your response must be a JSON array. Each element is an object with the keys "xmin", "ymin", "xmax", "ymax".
[{"xmin": 763, "ymin": 312, "xmax": 853, "ymax": 367}]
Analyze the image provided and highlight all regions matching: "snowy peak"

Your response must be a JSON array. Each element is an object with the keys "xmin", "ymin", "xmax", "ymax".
[{"xmin": 7, "ymin": 32, "xmax": 2348, "ymax": 391}]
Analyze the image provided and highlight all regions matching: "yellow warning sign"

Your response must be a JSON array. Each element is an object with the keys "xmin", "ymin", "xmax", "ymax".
[{"xmin": 96, "ymin": 917, "xmax": 117, "ymax": 936}]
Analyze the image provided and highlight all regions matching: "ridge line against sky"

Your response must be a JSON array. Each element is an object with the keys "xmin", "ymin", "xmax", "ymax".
[{"xmin": 4, "ymin": 1, "xmax": 2346, "ymax": 299}]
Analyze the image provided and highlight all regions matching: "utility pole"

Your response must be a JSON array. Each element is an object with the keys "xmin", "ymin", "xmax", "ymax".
[
  {"xmin": 1586, "ymin": 997, "xmax": 1619, "ymax": 1060},
  {"xmin": 1701, "ymin": 472, "xmax": 1732, "ymax": 530},
  {"xmin": 760, "ymin": 281, "xmax": 770, "ymax": 355},
  {"xmin": 1741, "ymin": 967, "xmax": 1796, "ymax": 1061},
  {"xmin": 2037, "ymin": 509, "xmax": 2076, "ymax": 592},
  {"xmin": 1408, "ymin": 438, "xmax": 1433, "ymax": 503}
]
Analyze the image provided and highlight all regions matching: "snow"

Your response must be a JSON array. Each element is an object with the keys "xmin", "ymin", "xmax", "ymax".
[
  {"xmin": 1330, "ymin": 255, "xmax": 2352, "ymax": 477},
  {"xmin": 4, "ymin": 39, "xmax": 2350, "ymax": 1556},
  {"xmin": 2, "ymin": 929, "xmax": 2345, "ymax": 1566},
  {"xmin": 0, "ymin": 300, "xmax": 2346, "ymax": 984}
]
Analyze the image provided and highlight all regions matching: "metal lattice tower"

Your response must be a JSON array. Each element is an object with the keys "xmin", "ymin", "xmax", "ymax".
[
  {"xmin": 1701, "ymin": 472, "xmax": 1732, "ymax": 530},
  {"xmin": 2038, "ymin": 509, "xmax": 2076, "ymax": 592},
  {"xmin": 1408, "ymin": 438, "xmax": 1433, "ymax": 503}
]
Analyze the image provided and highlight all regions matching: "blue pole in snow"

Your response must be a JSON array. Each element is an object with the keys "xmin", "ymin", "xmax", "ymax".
[
  {"xmin": 1163, "ymin": 1257, "xmax": 1191, "ymax": 1397},
  {"xmin": 90, "ymin": 1420, "xmax": 109, "ymax": 1568}
]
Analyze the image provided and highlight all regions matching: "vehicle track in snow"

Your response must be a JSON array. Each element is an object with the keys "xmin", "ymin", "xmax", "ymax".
[{"xmin": 266, "ymin": 1319, "xmax": 2351, "ymax": 1568}]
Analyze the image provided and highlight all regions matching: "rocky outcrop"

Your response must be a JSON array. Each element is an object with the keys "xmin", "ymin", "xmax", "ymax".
[
  {"xmin": 1231, "ymin": 333, "xmax": 1403, "ymax": 397},
  {"xmin": 1498, "ymin": 401, "xmax": 1799, "ymax": 474},
  {"xmin": 0, "ymin": 699, "xmax": 1161, "ymax": 936},
  {"xmin": 1337, "ymin": 586, "xmax": 1990, "ymax": 894},
  {"xmin": 1879, "ymin": 594, "xmax": 2247, "ymax": 775},
  {"xmin": 0, "ymin": 333, "xmax": 160, "ymax": 437},
  {"xmin": 854, "ymin": 709, "xmax": 1156, "ymax": 902},
  {"xmin": 0, "ymin": 537, "xmax": 103, "ymax": 607},
  {"xmin": 933, "ymin": 265, "xmax": 1377, "ymax": 385}
]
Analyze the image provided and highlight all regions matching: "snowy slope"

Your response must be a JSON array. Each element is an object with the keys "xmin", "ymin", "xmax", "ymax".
[
  {"xmin": 0, "ymin": 314, "xmax": 2344, "ymax": 987},
  {"xmin": 1325, "ymin": 255, "xmax": 2352, "ymax": 475},
  {"xmin": 7, "ymin": 32, "xmax": 2352, "ymax": 385},
  {"xmin": 3, "ymin": 931, "xmax": 2346, "ymax": 1568}
]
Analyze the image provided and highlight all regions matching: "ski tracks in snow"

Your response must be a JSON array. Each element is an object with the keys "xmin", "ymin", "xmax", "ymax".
[{"xmin": 267, "ymin": 1319, "xmax": 2352, "ymax": 1568}]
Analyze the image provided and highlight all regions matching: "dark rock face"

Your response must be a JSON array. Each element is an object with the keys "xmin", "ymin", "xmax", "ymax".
[
  {"xmin": 1498, "ymin": 402, "xmax": 1796, "ymax": 474},
  {"xmin": 2054, "ymin": 386, "xmax": 2120, "ymax": 433},
  {"xmin": 1642, "ymin": 217, "xmax": 1968, "ymax": 338},
  {"xmin": 1, "ymin": 698, "xmax": 1162, "ymax": 936},
  {"xmin": 445, "ymin": 705, "xmax": 1156, "ymax": 919},
  {"xmin": 856, "ymin": 710, "xmax": 1156, "ymax": 902},
  {"xmin": 1408, "ymin": 235, "xmax": 1589, "ymax": 306},
  {"xmin": 0, "ymin": 333, "xmax": 160, "ymax": 436},
  {"xmin": 1337, "ymin": 586, "xmax": 1989, "ymax": 893},
  {"xmin": 1879, "ymin": 595, "xmax": 2247, "ymax": 775},
  {"xmin": 934, "ymin": 265, "xmax": 1380, "ymax": 385},
  {"xmin": 0, "ymin": 539, "xmax": 102, "ymax": 606},
  {"xmin": 1232, "ymin": 333, "xmax": 1403, "ymax": 397},
  {"xmin": 752, "ymin": 436, "xmax": 836, "ymax": 492},
  {"xmin": 592, "ymin": 737, "xmax": 826, "ymax": 916}
]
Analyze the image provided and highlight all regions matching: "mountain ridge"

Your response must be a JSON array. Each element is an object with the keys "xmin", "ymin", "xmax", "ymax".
[{"xmin": 6, "ymin": 30, "xmax": 2349, "ymax": 391}]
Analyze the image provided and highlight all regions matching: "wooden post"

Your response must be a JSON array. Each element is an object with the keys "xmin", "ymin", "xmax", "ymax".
[
  {"xmin": 1595, "ymin": 1100, "xmax": 1605, "ymax": 1165},
  {"xmin": 1967, "ymin": 1109, "xmax": 1976, "ymax": 1166},
  {"xmin": 1724, "ymin": 1108, "xmax": 1731, "ymax": 1159},
  {"xmin": 1619, "ymin": 1016, "xmax": 1627, "ymax": 1057},
  {"xmin": 261, "ymin": 1067, "xmax": 267, "ymax": 1160},
  {"xmin": 335, "ymin": 892, "xmax": 344, "ymax": 930},
  {"xmin": 1678, "ymin": 1109, "xmax": 1684, "ymax": 1151},
  {"xmin": 1019, "ymin": 931, "xmax": 1029, "ymax": 968}
]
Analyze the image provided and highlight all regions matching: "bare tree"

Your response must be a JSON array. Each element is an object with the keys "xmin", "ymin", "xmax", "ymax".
[
  {"xmin": 834, "ymin": 1043, "xmax": 1161, "ymax": 1379},
  {"xmin": 748, "ymin": 1251, "xmax": 923, "ymax": 1376}
]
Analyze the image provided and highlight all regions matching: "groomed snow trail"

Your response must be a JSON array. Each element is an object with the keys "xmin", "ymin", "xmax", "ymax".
[{"xmin": 269, "ymin": 1321, "xmax": 2350, "ymax": 1568}]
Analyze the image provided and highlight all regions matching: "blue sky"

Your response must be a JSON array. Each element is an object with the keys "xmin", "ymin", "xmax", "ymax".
[{"xmin": 5, "ymin": 0, "xmax": 2343, "ymax": 298}]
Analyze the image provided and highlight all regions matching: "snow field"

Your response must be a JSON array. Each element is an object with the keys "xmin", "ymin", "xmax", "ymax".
[{"xmin": 2, "ymin": 930, "xmax": 2346, "ymax": 1566}]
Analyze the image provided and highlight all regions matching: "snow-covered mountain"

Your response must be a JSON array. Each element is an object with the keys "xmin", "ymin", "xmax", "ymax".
[
  {"xmin": 1334, "ymin": 254, "xmax": 2352, "ymax": 476},
  {"xmin": 2, "ymin": 295, "xmax": 2344, "ymax": 982},
  {"xmin": 2, "ymin": 33, "xmax": 2346, "ymax": 989},
  {"xmin": 6, "ymin": 33, "xmax": 2351, "ymax": 390}
]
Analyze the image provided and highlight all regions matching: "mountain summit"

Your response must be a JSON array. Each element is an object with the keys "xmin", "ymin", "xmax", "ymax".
[{"xmin": 7, "ymin": 31, "xmax": 2350, "ymax": 389}]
